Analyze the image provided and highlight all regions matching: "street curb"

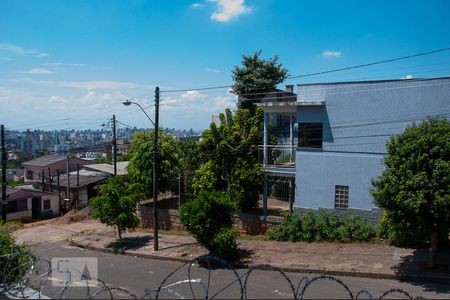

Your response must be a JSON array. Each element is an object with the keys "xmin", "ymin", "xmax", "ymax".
[{"xmin": 70, "ymin": 240, "xmax": 450, "ymax": 285}]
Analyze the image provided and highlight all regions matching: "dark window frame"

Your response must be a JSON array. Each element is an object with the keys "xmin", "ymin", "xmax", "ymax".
[
  {"xmin": 26, "ymin": 170, "xmax": 33, "ymax": 180},
  {"xmin": 43, "ymin": 199, "xmax": 51, "ymax": 210},
  {"xmin": 298, "ymin": 123, "xmax": 323, "ymax": 148}
]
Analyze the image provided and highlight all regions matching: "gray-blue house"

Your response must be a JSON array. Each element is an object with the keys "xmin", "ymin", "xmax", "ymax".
[{"xmin": 256, "ymin": 77, "xmax": 450, "ymax": 214}]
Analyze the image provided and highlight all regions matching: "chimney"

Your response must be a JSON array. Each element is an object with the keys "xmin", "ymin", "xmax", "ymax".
[{"xmin": 285, "ymin": 85, "xmax": 294, "ymax": 93}]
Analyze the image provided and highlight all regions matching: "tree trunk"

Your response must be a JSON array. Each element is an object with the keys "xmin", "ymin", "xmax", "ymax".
[
  {"xmin": 429, "ymin": 231, "xmax": 438, "ymax": 269},
  {"xmin": 118, "ymin": 227, "xmax": 122, "ymax": 244}
]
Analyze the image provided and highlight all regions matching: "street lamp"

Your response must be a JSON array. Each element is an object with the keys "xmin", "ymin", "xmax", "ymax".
[
  {"xmin": 122, "ymin": 89, "xmax": 160, "ymax": 251},
  {"xmin": 122, "ymin": 100, "xmax": 155, "ymax": 126}
]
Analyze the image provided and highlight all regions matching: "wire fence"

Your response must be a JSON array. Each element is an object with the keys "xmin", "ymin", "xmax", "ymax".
[{"xmin": 1, "ymin": 252, "xmax": 420, "ymax": 299}]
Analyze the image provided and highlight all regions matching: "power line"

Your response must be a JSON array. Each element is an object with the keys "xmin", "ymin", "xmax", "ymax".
[
  {"xmin": 287, "ymin": 47, "xmax": 450, "ymax": 79},
  {"xmin": 159, "ymin": 47, "xmax": 450, "ymax": 94}
]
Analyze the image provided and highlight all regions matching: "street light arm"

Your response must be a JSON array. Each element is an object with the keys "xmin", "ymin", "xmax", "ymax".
[{"xmin": 123, "ymin": 100, "xmax": 155, "ymax": 126}]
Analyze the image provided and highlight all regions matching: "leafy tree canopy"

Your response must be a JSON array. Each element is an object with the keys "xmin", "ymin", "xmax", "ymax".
[
  {"xmin": 232, "ymin": 50, "xmax": 288, "ymax": 111},
  {"xmin": 127, "ymin": 129, "xmax": 180, "ymax": 197},
  {"xmin": 193, "ymin": 108, "xmax": 263, "ymax": 211},
  {"xmin": 371, "ymin": 117, "xmax": 450, "ymax": 266},
  {"xmin": 90, "ymin": 176, "xmax": 143, "ymax": 241}
]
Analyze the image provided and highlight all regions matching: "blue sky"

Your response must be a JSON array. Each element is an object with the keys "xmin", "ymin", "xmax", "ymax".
[{"xmin": 1, "ymin": 0, "xmax": 449, "ymax": 131}]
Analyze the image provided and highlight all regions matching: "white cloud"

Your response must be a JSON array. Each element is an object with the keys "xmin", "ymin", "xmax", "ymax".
[
  {"xmin": 0, "ymin": 57, "xmax": 12, "ymax": 61},
  {"xmin": 0, "ymin": 43, "xmax": 48, "ymax": 57},
  {"xmin": 191, "ymin": 2, "xmax": 203, "ymax": 8},
  {"xmin": 322, "ymin": 50, "xmax": 342, "ymax": 58},
  {"xmin": 181, "ymin": 90, "xmax": 208, "ymax": 99},
  {"xmin": 403, "ymin": 75, "xmax": 413, "ymax": 79},
  {"xmin": 36, "ymin": 52, "xmax": 50, "ymax": 58},
  {"xmin": 49, "ymin": 95, "xmax": 67, "ymax": 104},
  {"xmin": 209, "ymin": 0, "xmax": 252, "ymax": 22},
  {"xmin": 26, "ymin": 79, "xmax": 151, "ymax": 90},
  {"xmin": 204, "ymin": 68, "xmax": 221, "ymax": 73},
  {"xmin": 16, "ymin": 68, "xmax": 56, "ymax": 74},
  {"xmin": 43, "ymin": 62, "xmax": 85, "ymax": 67}
]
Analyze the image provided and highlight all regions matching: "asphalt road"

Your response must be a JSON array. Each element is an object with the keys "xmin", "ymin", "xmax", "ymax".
[{"xmin": 26, "ymin": 240, "xmax": 450, "ymax": 299}]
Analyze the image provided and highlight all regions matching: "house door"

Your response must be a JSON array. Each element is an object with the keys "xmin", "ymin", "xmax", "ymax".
[{"xmin": 32, "ymin": 197, "xmax": 41, "ymax": 220}]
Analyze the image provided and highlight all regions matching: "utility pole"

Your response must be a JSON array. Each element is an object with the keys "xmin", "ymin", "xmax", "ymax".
[
  {"xmin": 76, "ymin": 163, "xmax": 80, "ymax": 210},
  {"xmin": 66, "ymin": 156, "xmax": 70, "ymax": 206},
  {"xmin": 48, "ymin": 167, "xmax": 53, "ymax": 193},
  {"xmin": 153, "ymin": 87, "xmax": 160, "ymax": 251},
  {"xmin": 112, "ymin": 115, "xmax": 117, "ymax": 176},
  {"xmin": 1, "ymin": 125, "xmax": 7, "ymax": 221},
  {"xmin": 41, "ymin": 170, "xmax": 45, "ymax": 192},
  {"xmin": 57, "ymin": 169, "xmax": 61, "ymax": 214}
]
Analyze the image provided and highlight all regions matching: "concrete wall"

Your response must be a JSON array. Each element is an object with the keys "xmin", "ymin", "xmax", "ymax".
[
  {"xmin": 41, "ymin": 194, "xmax": 60, "ymax": 216},
  {"xmin": 295, "ymin": 77, "xmax": 450, "ymax": 210},
  {"xmin": 7, "ymin": 210, "xmax": 32, "ymax": 221},
  {"xmin": 137, "ymin": 206, "xmax": 283, "ymax": 235}
]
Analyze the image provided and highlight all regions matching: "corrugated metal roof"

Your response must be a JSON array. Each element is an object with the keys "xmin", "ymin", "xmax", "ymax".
[
  {"xmin": 84, "ymin": 161, "xmax": 128, "ymax": 175},
  {"xmin": 22, "ymin": 155, "xmax": 66, "ymax": 167}
]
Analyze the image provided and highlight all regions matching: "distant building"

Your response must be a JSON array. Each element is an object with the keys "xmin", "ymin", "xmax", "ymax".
[
  {"xmin": 5, "ymin": 185, "xmax": 60, "ymax": 221},
  {"xmin": 22, "ymin": 154, "xmax": 94, "ymax": 183},
  {"xmin": 54, "ymin": 169, "xmax": 109, "ymax": 209}
]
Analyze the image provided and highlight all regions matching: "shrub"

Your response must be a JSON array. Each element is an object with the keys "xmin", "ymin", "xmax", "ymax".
[
  {"xmin": 208, "ymin": 228, "xmax": 239, "ymax": 258},
  {"xmin": 179, "ymin": 191, "xmax": 238, "ymax": 259},
  {"xmin": 267, "ymin": 211, "xmax": 376, "ymax": 243},
  {"xmin": 376, "ymin": 210, "xmax": 430, "ymax": 246},
  {"xmin": 0, "ymin": 230, "xmax": 34, "ymax": 284}
]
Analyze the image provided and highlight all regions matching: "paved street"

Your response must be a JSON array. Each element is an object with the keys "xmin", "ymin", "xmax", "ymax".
[{"xmin": 29, "ymin": 240, "xmax": 450, "ymax": 299}]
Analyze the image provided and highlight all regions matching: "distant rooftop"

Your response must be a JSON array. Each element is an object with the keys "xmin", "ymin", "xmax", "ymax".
[
  {"xmin": 22, "ymin": 154, "xmax": 66, "ymax": 167},
  {"xmin": 84, "ymin": 161, "xmax": 129, "ymax": 176}
]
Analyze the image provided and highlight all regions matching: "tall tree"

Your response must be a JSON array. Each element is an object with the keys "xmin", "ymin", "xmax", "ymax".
[
  {"xmin": 193, "ymin": 108, "xmax": 263, "ymax": 211},
  {"xmin": 90, "ymin": 176, "xmax": 143, "ymax": 242},
  {"xmin": 371, "ymin": 118, "xmax": 450, "ymax": 268},
  {"xmin": 127, "ymin": 129, "xmax": 180, "ymax": 198},
  {"xmin": 232, "ymin": 50, "xmax": 288, "ymax": 112},
  {"xmin": 177, "ymin": 138, "xmax": 201, "ymax": 197}
]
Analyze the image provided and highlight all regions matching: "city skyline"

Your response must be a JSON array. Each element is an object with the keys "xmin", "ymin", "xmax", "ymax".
[{"xmin": 1, "ymin": 0, "xmax": 450, "ymax": 131}]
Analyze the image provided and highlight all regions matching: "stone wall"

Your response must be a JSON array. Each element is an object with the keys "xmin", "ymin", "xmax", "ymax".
[{"xmin": 137, "ymin": 205, "xmax": 283, "ymax": 235}]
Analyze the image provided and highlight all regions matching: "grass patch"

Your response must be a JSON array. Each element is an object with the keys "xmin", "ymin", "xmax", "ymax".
[{"xmin": 0, "ymin": 220, "xmax": 24, "ymax": 232}]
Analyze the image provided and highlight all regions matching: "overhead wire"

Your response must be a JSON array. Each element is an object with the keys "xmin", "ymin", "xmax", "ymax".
[{"xmin": 159, "ymin": 47, "xmax": 450, "ymax": 94}]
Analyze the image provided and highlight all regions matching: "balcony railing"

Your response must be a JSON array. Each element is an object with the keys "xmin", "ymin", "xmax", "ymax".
[{"xmin": 258, "ymin": 145, "xmax": 296, "ymax": 168}]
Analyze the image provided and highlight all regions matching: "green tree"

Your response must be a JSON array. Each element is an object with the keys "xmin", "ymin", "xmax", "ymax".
[
  {"xmin": 0, "ymin": 230, "xmax": 34, "ymax": 285},
  {"xmin": 177, "ymin": 138, "xmax": 201, "ymax": 197},
  {"xmin": 90, "ymin": 176, "xmax": 143, "ymax": 242},
  {"xmin": 193, "ymin": 108, "xmax": 264, "ymax": 211},
  {"xmin": 371, "ymin": 117, "xmax": 450, "ymax": 268},
  {"xmin": 179, "ymin": 191, "xmax": 238, "ymax": 259},
  {"xmin": 127, "ymin": 129, "xmax": 180, "ymax": 197},
  {"xmin": 232, "ymin": 50, "xmax": 288, "ymax": 112}
]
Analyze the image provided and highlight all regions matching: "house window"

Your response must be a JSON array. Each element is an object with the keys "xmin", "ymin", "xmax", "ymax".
[
  {"xmin": 7, "ymin": 200, "xmax": 18, "ymax": 213},
  {"xmin": 26, "ymin": 170, "xmax": 33, "ymax": 180},
  {"xmin": 298, "ymin": 123, "xmax": 323, "ymax": 148},
  {"xmin": 43, "ymin": 199, "xmax": 51, "ymax": 210},
  {"xmin": 334, "ymin": 185, "xmax": 349, "ymax": 209}
]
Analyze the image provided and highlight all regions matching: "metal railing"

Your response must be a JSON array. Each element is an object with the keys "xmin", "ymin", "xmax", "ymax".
[{"xmin": 258, "ymin": 145, "xmax": 296, "ymax": 167}]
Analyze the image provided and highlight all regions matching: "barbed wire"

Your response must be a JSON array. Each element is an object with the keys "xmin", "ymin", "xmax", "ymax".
[{"xmin": 0, "ymin": 251, "xmax": 423, "ymax": 299}]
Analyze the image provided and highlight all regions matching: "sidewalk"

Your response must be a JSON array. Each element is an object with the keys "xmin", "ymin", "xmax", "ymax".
[{"xmin": 70, "ymin": 227, "xmax": 450, "ymax": 284}]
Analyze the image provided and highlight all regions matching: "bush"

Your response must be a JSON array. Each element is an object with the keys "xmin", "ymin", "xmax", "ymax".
[
  {"xmin": 208, "ymin": 228, "xmax": 239, "ymax": 258},
  {"xmin": 179, "ymin": 191, "xmax": 238, "ymax": 259},
  {"xmin": 0, "ymin": 230, "xmax": 35, "ymax": 284},
  {"xmin": 267, "ymin": 211, "xmax": 376, "ymax": 243},
  {"xmin": 376, "ymin": 210, "xmax": 431, "ymax": 246}
]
